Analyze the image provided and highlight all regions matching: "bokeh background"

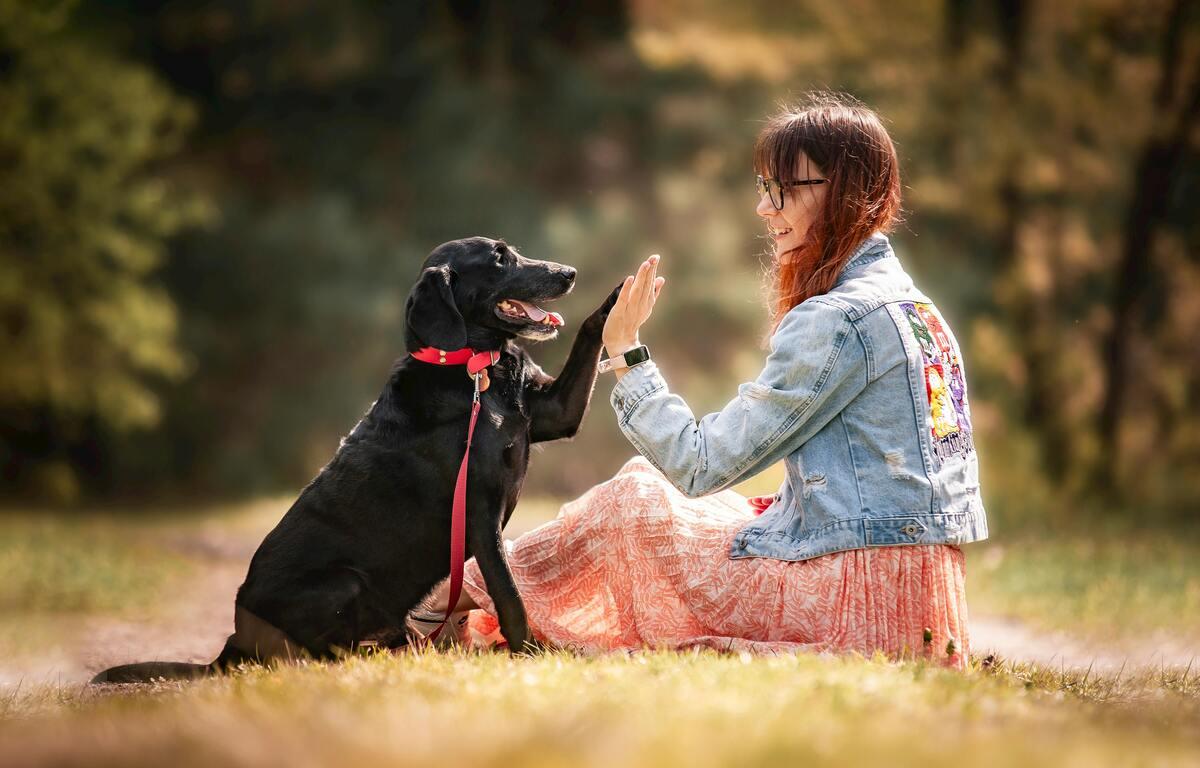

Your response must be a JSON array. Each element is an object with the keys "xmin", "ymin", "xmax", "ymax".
[
  {"xmin": 2, "ymin": 0, "xmax": 1198, "ymax": 532},
  {"xmin": 4, "ymin": 9, "xmax": 1200, "ymax": 755}
]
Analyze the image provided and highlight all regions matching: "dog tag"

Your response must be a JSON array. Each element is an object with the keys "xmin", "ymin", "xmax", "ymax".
[{"xmin": 476, "ymin": 369, "xmax": 490, "ymax": 392}]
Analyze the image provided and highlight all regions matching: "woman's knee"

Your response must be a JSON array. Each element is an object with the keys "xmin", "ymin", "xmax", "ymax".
[
  {"xmin": 607, "ymin": 459, "xmax": 671, "ymax": 497},
  {"xmin": 597, "ymin": 463, "xmax": 675, "ymax": 526},
  {"xmin": 616, "ymin": 455, "xmax": 656, "ymax": 477}
]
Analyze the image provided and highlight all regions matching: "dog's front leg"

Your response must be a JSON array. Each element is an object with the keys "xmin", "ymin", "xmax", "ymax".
[
  {"xmin": 467, "ymin": 514, "xmax": 535, "ymax": 652},
  {"xmin": 528, "ymin": 283, "xmax": 623, "ymax": 442}
]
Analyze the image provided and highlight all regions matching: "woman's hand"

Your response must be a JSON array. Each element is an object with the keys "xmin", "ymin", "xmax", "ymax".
[{"xmin": 603, "ymin": 254, "xmax": 666, "ymax": 357}]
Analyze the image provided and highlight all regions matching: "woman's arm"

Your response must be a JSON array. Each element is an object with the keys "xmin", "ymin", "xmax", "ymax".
[{"xmin": 610, "ymin": 299, "xmax": 868, "ymax": 498}]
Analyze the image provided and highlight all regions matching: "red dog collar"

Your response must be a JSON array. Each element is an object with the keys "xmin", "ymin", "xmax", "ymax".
[{"xmin": 411, "ymin": 347, "xmax": 501, "ymax": 377}]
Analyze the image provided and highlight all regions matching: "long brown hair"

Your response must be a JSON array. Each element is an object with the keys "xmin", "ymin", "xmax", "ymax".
[{"xmin": 754, "ymin": 93, "xmax": 902, "ymax": 326}]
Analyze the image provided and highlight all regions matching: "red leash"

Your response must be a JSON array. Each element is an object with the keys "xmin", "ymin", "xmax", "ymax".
[{"xmin": 409, "ymin": 347, "xmax": 500, "ymax": 643}]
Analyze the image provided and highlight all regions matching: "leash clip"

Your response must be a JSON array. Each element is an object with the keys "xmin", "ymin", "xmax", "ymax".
[{"xmin": 472, "ymin": 372, "xmax": 482, "ymax": 403}]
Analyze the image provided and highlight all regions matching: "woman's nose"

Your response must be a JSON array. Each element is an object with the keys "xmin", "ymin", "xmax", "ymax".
[{"xmin": 756, "ymin": 193, "xmax": 777, "ymax": 218}]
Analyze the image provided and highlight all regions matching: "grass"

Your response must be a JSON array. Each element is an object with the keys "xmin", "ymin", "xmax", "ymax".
[
  {"xmin": 0, "ymin": 498, "xmax": 294, "ymax": 611},
  {"xmin": 3, "ymin": 497, "xmax": 1199, "ymax": 652},
  {"xmin": 1, "ymin": 496, "xmax": 1197, "ymax": 766},
  {"xmin": 0, "ymin": 512, "xmax": 186, "ymax": 658},
  {"xmin": 2, "ymin": 650, "xmax": 1198, "ymax": 767},
  {"xmin": 967, "ymin": 534, "xmax": 1200, "ymax": 643},
  {"xmin": 0, "ymin": 499, "xmax": 284, "ymax": 658},
  {"xmin": 0, "ymin": 514, "xmax": 186, "ymax": 615}
]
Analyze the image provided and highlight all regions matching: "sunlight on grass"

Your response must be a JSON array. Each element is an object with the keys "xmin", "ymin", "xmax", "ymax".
[
  {"xmin": 1, "ymin": 498, "xmax": 1197, "ymax": 766},
  {"xmin": 0, "ymin": 515, "xmax": 184, "ymax": 657},
  {"xmin": 0, "ymin": 515, "xmax": 187, "ymax": 615},
  {"xmin": 5, "ymin": 493, "xmax": 1199, "ymax": 653},
  {"xmin": 967, "ymin": 535, "xmax": 1200, "ymax": 642},
  {"xmin": 0, "ymin": 497, "xmax": 290, "ymax": 616},
  {"xmin": 0, "ymin": 500, "xmax": 288, "ymax": 659},
  {"xmin": 2, "ymin": 650, "xmax": 1197, "ymax": 767}
]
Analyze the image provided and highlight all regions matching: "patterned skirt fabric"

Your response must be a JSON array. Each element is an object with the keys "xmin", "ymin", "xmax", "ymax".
[{"xmin": 461, "ymin": 457, "xmax": 971, "ymax": 668}]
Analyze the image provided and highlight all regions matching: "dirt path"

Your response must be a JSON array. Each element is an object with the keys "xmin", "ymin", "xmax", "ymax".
[
  {"xmin": 1, "ymin": 533, "xmax": 254, "ymax": 688},
  {"xmin": 3, "ymin": 519, "xmax": 1194, "ymax": 687},
  {"xmin": 970, "ymin": 616, "xmax": 1195, "ymax": 671}
]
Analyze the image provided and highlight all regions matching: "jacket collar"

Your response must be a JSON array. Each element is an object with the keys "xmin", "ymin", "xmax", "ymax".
[{"xmin": 836, "ymin": 232, "xmax": 892, "ymax": 285}]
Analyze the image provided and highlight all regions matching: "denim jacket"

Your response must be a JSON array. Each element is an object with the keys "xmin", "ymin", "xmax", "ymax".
[{"xmin": 609, "ymin": 233, "xmax": 988, "ymax": 562}]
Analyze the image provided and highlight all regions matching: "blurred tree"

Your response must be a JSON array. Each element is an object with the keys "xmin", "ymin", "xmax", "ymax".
[
  {"xmin": 90, "ymin": 0, "xmax": 771, "ymax": 499},
  {"xmin": 1099, "ymin": 0, "xmax": 1200, "ymax": 484},
  {"xmin": 0, "ymin": 0, "xmax": 211, "ymax": 501},
  {"xmin": 2, "ymin": 0, "xmax": 1195, "ymax": 522}
]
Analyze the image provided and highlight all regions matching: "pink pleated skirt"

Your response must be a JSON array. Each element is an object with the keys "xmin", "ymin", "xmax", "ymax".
[{"xmin": 462, "ymin": 457, "xmax": 971, "ymax": 668}]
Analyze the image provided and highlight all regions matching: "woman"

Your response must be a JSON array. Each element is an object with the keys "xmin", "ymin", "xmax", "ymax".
[{"xmin": 418, "ymin": 93, "xmax": 988, "ymax": 667}]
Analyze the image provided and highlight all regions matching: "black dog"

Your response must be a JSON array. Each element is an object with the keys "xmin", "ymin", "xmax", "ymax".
[{"xmin": 93, "ymin": 237, "xmax": 619, "ymax": 682}]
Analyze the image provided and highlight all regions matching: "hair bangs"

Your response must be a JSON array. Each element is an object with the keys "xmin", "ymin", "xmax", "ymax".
[{"xmin": 754, "ymin": 112, "xmax": 810, "ymax": 183}]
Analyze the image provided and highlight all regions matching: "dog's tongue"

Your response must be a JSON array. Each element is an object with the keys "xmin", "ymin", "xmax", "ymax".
[{"xmin": 511, "ymin": 300, "xmax": 564, "ymax": 327}]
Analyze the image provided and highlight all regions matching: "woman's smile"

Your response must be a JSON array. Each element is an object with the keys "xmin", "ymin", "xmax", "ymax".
[
  {"xmin": 757, "ymin": 152, "xmax": 828, "ymax": 258},
  {"xmin": 764, "ymin": 213, "xmax": 807, "ymax": 255}
]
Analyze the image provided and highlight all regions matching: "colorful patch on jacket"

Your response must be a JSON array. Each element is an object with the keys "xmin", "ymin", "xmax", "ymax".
[{"xmin": 893, "ymin": 301, "xmax": 974, "ymax": 463}]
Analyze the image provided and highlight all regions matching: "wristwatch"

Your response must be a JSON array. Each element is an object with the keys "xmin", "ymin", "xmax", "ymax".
[{"xmin": 598, "ymin": 345, "xmax": 650, "ymax": 374}]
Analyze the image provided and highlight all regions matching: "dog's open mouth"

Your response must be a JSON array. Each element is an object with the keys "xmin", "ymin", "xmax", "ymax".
[{"xmin": 496, "ymin": 299, "xmax": 564, "ymax": 327}]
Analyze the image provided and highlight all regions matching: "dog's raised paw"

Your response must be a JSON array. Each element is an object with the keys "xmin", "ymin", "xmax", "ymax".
[
  {"xmin": 601, "ymin": 282, "xmax": 623, "ymax": 314},
  {"xmin": 586, "ymin": 282, "xmax": 625, "ymax": 329}
]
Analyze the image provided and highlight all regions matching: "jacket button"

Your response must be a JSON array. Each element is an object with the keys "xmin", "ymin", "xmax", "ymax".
[{"xmin": 902, "ymin": 523, "xmax": 919, "ymax": 537}]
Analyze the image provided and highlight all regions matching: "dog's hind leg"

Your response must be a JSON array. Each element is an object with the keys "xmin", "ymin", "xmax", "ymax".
[{"xmin": 269, "ymin": 566, "xmax": 369, "ymax": 658}]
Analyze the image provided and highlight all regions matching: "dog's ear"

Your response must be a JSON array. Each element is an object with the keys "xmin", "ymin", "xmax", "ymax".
[{"xmin": 405, "ymin": 265, "xmax": 467, "ymax": 350}]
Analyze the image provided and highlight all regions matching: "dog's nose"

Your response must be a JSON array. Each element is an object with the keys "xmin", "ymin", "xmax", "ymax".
[{"xmin": 560, "ymin": 267, "xmax": 577, "ymax": 283}]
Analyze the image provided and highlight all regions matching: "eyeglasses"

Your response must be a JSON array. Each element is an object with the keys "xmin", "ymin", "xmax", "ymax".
[{"xmin": 755, "ymin": 174, "xmax": 828, "ymax": 210}]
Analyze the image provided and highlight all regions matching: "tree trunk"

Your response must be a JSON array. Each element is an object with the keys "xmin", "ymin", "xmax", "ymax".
[{"xmin": 1098, "ymin": 0, "xmax": 1199, "ymax": 486}]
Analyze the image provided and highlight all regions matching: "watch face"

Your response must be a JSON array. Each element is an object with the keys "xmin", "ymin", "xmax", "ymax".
[{"xmin": 624, "ymin": 346, "xmax": 650, "ymax": 366}]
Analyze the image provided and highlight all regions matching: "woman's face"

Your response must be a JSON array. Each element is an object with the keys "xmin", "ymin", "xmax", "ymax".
[{"xmin": 756, "ymin": 153, "xmax": 828, "ymax": 258}]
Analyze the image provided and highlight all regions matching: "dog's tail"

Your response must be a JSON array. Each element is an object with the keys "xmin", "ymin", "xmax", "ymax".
[
  {"xmin": 90, "ymin": 640, "xmax": 250, "ymax": 684},
  {"xmin": 89, "ymin": 660, "xmax": 214, "ymax": 683}
]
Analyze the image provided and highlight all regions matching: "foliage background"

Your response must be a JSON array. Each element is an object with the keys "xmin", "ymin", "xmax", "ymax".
[{"xmin": 1, "ymin": 0, "xmax": 1197, "ymax": 529}]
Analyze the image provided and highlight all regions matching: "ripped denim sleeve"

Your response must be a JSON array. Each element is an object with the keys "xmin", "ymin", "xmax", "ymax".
[
  {"xmin": 609, "ymin": 300, "xmax": 869, "ymax": 498},
  {"xmin": 737, "ymin": 380, "xmax": 774, "ymax": 405}
]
